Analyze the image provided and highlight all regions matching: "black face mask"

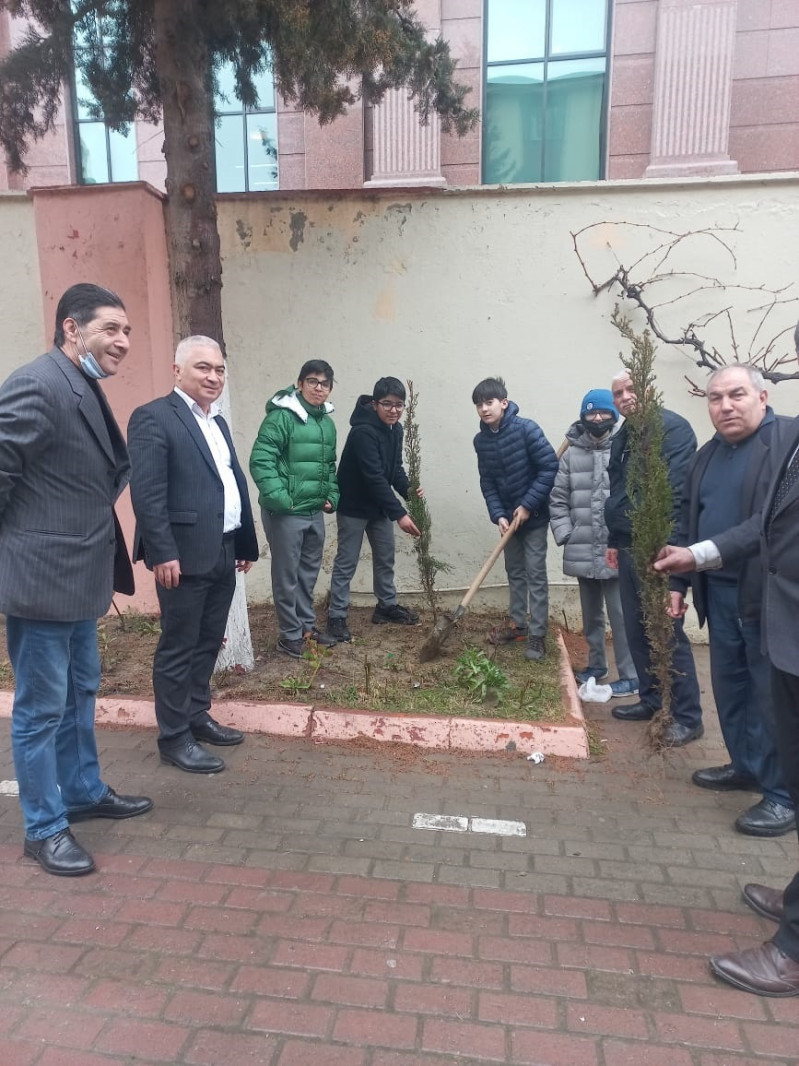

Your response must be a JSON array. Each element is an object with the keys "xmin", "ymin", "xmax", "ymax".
[{"xmin": 581, "ymin": 416, "xmax": 616, "ymax": 438}]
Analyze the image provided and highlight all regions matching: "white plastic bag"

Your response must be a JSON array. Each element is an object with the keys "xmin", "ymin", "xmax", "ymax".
[{"xmin": 578, "ymin": 676, "xmax": 613, "ymax": 703}]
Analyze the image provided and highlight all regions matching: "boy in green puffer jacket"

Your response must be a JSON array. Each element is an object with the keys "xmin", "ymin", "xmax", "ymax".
[{"xmin": 250, "ymin": 360, "xmax": 339, "ymax": 659}]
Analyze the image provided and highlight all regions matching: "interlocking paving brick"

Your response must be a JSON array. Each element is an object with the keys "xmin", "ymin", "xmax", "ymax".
[{"xmin": 0, "ymin": 644, "xmax": 798, "ymax": 1066}]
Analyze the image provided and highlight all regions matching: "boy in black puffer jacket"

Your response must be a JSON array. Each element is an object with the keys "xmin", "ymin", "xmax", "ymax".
[
  {"xmin": 327, "ymin": 377, "xmax": 422, "ymax": 642},
  {"xmin": 472, "ymin": 377, "xmax": 558, "ymax": 661}
]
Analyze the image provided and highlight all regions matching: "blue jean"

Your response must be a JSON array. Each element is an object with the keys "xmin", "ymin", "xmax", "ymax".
[
  {"xmin": 706, "ymin": 580, "xmax": 792, "ymax": 808},
  {"xmin": 6, "ymin": 616, "xmax": 108, "ymax": 840}
]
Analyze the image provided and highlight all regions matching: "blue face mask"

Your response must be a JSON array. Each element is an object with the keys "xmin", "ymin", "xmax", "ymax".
[{"xmin": 75, "ymin": 326, "xmax": 110, "ymax": 380}]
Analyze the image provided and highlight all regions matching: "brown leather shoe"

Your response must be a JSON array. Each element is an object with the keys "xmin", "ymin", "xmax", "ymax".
[
  {"xmin": 709, "ymin": 940, "xmax": 799, "ymax": 997},
  {"xmin": 742, "ymin": 883, "xmax": 785, "ymax": 923}
]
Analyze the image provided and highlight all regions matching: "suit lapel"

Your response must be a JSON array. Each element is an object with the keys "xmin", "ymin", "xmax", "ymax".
[
  {"xmin": 170, "ymin": 392, "xmax": 222, "ymax": 479},
  {"xmin": 764, "ymin": 417, "xmax": 799, "ymax": 524},
  {"xmin": 51, "ymin": 349, "xmax": 116, "ymax": 466},
  {"xmin": 740, "ymin": 432, "xmax": 768, "ymax": 516},
  {"xmin": 216, "ymin": 415, "xmax": 250, "ymax": 504}
]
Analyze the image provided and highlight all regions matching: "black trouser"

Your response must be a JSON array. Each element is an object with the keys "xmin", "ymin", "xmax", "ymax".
[
  {"xmin": 618, "ymin": 547, "xmax": 703, "ymax": 729},
  {"xmin": 153, "ymin": 536, "xmax": 236, "ymax": 743},
  {"xmin": 768, "ymin": 666, "xmax": 799, "ymax": 962}
]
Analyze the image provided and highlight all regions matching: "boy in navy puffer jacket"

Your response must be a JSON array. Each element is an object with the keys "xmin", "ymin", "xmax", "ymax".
[{"xmin": 472, "ymin": 377, "xmax": 558, "ymax": 661}]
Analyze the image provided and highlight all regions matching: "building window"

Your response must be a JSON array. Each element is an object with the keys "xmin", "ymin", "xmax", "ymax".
[
  {"xmin": 214, "ymin": 61, "xmax": 278, "ymax": 192},
  {"xmin": 483, "ymin": 0, "xmax": 609, "ymax": 184},
  {"xmin": 71, "ymin": 18, "xmax": 138, "ymax": 184}
]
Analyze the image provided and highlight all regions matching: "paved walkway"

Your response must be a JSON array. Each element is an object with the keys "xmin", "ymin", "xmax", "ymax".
[{"xmin": 0, "ymin": 645, "xmax": 797, "ymax": 1065}]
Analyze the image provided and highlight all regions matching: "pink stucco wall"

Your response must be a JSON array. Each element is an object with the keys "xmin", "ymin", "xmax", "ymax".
[
  {"xmin": 31, "ymin": 182, "xmax": 175, "ymax": 612},
  {"xmin": 607, "ymin": 0, "xmax": 799, "ymax": 179},
  {"xmin": 3, "ymin": 4, "xmax": 798, "ymax": 192}
]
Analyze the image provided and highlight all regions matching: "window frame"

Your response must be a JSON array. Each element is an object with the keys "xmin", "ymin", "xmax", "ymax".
[
  {"xmin": 481, "ymin": 0, "xmax": 613, "ymax": 184},
  {"xmin": 213, "ymin": 63, "xmax": 279, "ymax": 193},
  {"xmin": 69, "ymin": 17, "xmax": 138, "ymax": 186}
]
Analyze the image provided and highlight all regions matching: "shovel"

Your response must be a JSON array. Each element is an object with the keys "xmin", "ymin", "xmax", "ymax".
[{"xmin": 418, "ymin": 518, "xmax": 520, "ymax": 663}]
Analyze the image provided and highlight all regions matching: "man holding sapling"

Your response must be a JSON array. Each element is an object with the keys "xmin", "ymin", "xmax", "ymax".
[{"xmin": 326, "ymin": 377, "xmax": 422, "ymax": 643}]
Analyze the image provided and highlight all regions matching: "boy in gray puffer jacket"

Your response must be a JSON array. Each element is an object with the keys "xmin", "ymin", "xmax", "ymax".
[{"xmin": 549, "ymin": 389, "xmax": 638, "ymax": 698}]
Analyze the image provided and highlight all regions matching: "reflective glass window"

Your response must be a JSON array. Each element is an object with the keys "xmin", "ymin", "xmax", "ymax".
[
  {"xmin": 72, "ymin": 14, "xmax": 138, "ymax": 183},
  {"xmin": 214, "ymin": 57, "xmax": 278, "ymax": 191},
  {"xmin": 551, "ymin": 0, "xmax": 608, "ymax": 56},
  {"xmin": 487, "ymin": 0, "xmax": 546, "ymax": 62},
  {"xmin": 215, "ymin": 115, "xmax": 247, "ymax": 193},
  {"xmin": 483, "ymin": 0, "xmax": 609, "ymax": 184}
]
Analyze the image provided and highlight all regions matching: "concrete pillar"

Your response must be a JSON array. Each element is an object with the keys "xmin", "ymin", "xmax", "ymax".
[
  {"xmin": 645, "ymin": 0, "xmax": 739, "ymax": 178},
  {"xmin": 30, "ymin": 182, "xmax": 175, "ymax": 612},
  {"xmin": 365, "ymin": 0, "xmax": 446, "ymax": 188}
]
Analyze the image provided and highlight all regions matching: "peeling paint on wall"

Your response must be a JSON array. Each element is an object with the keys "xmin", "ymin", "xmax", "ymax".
[
  {"xmin": 289, "ymin": 211, "xmax": 307, "ymax": 252},
  {"xmin": 235, "ymin": 219, "xmax": 252, "ymax": 248}
]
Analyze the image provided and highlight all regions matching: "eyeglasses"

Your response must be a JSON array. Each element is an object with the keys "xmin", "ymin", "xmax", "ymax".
[
  {"xmin": 376, "ymin": 401, "xmax": 405, "ymax": 411},
  {"xmin": 304, "ymin": 377, "xmax": 332, "ymax": 390}
]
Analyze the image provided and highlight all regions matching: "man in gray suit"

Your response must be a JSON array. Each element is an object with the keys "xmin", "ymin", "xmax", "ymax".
[
  {"xmin": 128, "ymin": 337, "xmax": 259, "ymax": 774},
  {"xmin": 0, "ymin": 283, "xmax": 153, "ymax": 877}
]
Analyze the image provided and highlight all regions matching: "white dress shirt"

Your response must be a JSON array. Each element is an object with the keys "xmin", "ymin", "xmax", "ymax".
[{"xmin": 174, "ymin": 387, "xmax": 242, "ymax": 533}]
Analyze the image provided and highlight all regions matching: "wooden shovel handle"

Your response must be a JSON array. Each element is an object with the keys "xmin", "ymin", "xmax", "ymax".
[{"xmin": 459, "ymin": 517, "xmax": 521, "ymax": 612}]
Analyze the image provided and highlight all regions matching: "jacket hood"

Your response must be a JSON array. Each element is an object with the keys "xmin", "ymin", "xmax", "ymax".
[
  {"xmin": 478, "ymin": 399, "xmax": 519, "ymax": 435},
  {"xmin": 349, "ymin": 394, "xmax": 387, "ymax": 429},
  {"xmin": 565, "ymin": 419, "xmax": 617, "ymax": 449},
  {"xmin": 266, "ymin": 386, "xmax": 334, "ymax": 422}
]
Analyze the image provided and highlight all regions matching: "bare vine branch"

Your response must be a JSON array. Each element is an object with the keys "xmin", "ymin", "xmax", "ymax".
[{"xmin": 571, "ymin": 222, "xmax": 799, "ymax": 386}]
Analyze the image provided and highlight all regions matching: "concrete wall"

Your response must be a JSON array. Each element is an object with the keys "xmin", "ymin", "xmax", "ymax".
[
  {"xmin": 0, "ymin": 193, "xmax": 44, "ymax": 355},
  {"xmin": 215, "ymin": 174, "xmax": 799, "ymax": 627},
  {"xmin": 2, "ymin": 176, "xmax": 799, "ymax": 632}
]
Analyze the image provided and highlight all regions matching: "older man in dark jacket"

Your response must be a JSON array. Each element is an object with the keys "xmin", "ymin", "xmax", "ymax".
[
  {"xmin": 655, "ymin": 333, "xmax": 799, "ymax": 997},
  {"xmin": 605, "ymin": 371, "xmax": 703, "ymax": 746},
  {"xmin": 669, "ymin": 366, "xmax": 794, "ymax": 836}
]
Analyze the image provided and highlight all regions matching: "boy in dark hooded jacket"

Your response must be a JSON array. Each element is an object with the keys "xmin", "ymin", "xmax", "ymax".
[
  {"xmin": 472, "ymin": 377, "xmax": 558, "ymax": 661},
  {"xmin": 327, "ymin": 377, "xmax": 422, "ymax": 642}
]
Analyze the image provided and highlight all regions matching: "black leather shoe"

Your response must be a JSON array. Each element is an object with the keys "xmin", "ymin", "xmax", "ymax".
[
  {"xmin": 710, "ymin": 940, "xmax": 799, "ymax": 997},
  {"xmin": 743, "ymin": 883, "xmax": 785, "ymax": 923},
  {"xmin": 662, "ymin": 721, "xmax": 704, "ymax": 747},
  {"xmin": 611, "ymin": 701, "xmax": 655, "ymax": 722},
  {"xmin": 190, "ymin": 715, "xmax": 244, "ymax": 747},
  {"xmin": 692, "ymin": 764, "xmax": 759, "ymax": 792},
  {"xmin": 24, "ymin": 829, "xmax": 95, "ymax": 876},
  {"xmin": 735, "ymin": 798, "xmax": 796, "ymax": 837},
  {"xmin": 159, "ymin": 737, "xmax": 225, "ymax": 774},
  {"xmin": 68, "ymin": 787, "xmax": 154, "ymax": 822}
]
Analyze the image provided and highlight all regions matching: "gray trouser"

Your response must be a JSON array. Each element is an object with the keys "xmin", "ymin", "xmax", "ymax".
[
  {"xmin": 504, "ymin": 522, "xmax": 549, "ymax": 637},
  {"xmin": 577, "ymin": 576, "xmax": 636, "ymax": 680},
  {"xmin": 329, "ymin": 513, "xmax": 397, "ymax": 617},
  {"xmin": 261, "ymin": 510, "xmax": 325, "ymax": 641}
]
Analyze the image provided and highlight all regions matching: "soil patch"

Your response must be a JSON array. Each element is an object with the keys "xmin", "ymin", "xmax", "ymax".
[{"xmin": 0, "ymin": 606, "xmax": 570, "ymax": 723}]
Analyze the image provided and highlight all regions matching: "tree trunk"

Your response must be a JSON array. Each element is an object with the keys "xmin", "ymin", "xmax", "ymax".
[
  {"xmin": 153, "ymin": 0, "xmax": 254, "ymax": 673},
  {"xmin": 152, "ymin": 0, "xmax": 223, "ymax": 343}
]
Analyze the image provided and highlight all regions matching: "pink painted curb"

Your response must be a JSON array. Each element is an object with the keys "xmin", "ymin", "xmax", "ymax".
[{"xmin": 0, "ymin": 632, "xmax": 588, "ymax": 758}]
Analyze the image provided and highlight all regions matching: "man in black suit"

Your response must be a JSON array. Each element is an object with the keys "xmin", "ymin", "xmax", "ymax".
[
  {"xmin": 669, "ymin": 366, "xmax": 794, "ymax": 837},
  {"xmin": 128, "ymin": 336, "xmax": 259, "ymax": 774},
  {"xmin": 656, "ymin": 335, "xmax": 799, "ymax": 997}
]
